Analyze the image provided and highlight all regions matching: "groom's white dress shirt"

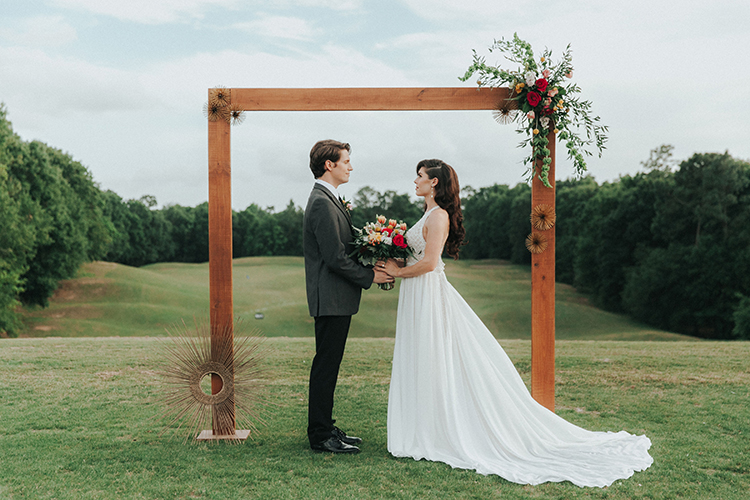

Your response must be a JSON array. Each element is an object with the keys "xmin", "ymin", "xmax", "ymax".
[{"xmin": 315, "ymin": 179, "xmax": 341, "ymax": 201}]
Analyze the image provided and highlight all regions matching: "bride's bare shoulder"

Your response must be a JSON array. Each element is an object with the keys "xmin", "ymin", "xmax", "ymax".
[
  {"xmin": 429, "ymin": 207, "xmax": 449, "ymax": 220},
  {"xmin": 426, "ymin": 207, "xmax": 449, "ymax": 228}
]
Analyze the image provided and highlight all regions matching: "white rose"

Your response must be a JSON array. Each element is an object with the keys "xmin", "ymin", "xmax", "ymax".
[
  {"xmin": 525, "ymin": 71, "xmax": 536, "ymax": 86},
  {"xmin": 541, "ymin": 117, "xmax": 550, "ymax": 128},
  {"xmin": 383, "ymin": 237, "xmax": 393, "ymax": 246}
]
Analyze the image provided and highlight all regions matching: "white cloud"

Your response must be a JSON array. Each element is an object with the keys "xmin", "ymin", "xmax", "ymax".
[
  {"xmin": 233, "ymin": 15, "xmax": 318, "ymax": 41},
  {"xmin": 49, "ymin": 0, "xmax": 364, "ymax": 24},
  {"xmin": 141, "ymin": 45, "xmax": 417, "ymax": 103},
  {"xmin": 50, "ymin": 0, "xmax": 241, "ymax": 24},
  {"xmin": 0, "ymin": 46, "xmax": 157, "ymax": 116},
  {"xmin": 399, "ymin": 0, "xmax": 527, "ymax": 22},
  {"xmin": 272, "ymin": 0, "xmax": 363, "ymax": 10},
  {"xmin": 0, "ymin": 15, "xmax": 77, "ymax": 47}
]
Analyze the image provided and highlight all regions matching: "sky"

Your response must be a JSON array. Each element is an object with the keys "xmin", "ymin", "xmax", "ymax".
[{"xmin": 1, "ymin": 0, "xmax": 748, "ymax": 211}]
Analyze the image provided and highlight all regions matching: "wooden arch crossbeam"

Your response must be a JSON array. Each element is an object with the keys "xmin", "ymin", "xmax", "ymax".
[{"xmin": 207, "ymin": 87, "xmax": 556, "ymax": 436}]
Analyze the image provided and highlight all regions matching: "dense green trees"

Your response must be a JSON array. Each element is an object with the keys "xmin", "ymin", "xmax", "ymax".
[
  {"xmin": 621, "ymin": 153, "xmax": 750, "ymax": 338},
  {"xmin": 465, "ymin": 146, "xmax": 750, "ymax": 339},
  {"xmin": 459, "ymin": 148, "xmax": 750, "ymax": 339},
  {"xmin": 0, "ymin": 105, "xmax": 111, "ymax": 335},
  {"xmin": 351, "ymin": 188, "xmax": 423, "ymax": 229}
]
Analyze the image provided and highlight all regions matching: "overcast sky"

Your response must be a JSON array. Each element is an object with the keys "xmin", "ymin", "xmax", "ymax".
[{"xmin": 1, "ymin": 0, "xmax": 748, "ymax": 210}]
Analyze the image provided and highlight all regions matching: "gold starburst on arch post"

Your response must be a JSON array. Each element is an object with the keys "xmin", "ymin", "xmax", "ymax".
[
  {"xmin": 157, "ymin": 318, "xmax": 267, "ymax": 442},
  {"xmin": 525, "ymin": 232, "xmax": 548, "ymax": 254},
  {"xmin": 209, "ymin": 86, "xmax": 231, "ymax": 107},
  {"xmin": 203, "ymin": 101, "xmax": 229, "ymax": 122},
  {"xmin": 531, "ymin": 204, "xmax": 556, "ymax": 231},
  {"xmin": 492, "ymin": 99, "xmax": 518, "ymax": 124},
  {"xmin": 228, "ymin": 103, "xmax": 246, "ymax": 126}
]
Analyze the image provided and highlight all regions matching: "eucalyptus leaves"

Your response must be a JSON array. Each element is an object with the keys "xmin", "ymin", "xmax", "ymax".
[{"xmin": 460, "ymin": 34, "xmax": 608, "ymax": 187}]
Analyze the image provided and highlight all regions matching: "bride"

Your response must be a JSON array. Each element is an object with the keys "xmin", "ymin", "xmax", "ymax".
[{"xmin": 381, "ymin": 159, "xmax": 653, "ymax": 488}]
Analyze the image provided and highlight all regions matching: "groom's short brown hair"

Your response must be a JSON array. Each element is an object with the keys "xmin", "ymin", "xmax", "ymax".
[{"xmin": 309, "ymin": 140, "xmax": 350, "ymax": 178}]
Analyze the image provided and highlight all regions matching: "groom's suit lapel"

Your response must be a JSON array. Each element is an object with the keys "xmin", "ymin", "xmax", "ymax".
[{"xmin": 316, "ymin": 184, "xmax": 352, "ymax": 226}]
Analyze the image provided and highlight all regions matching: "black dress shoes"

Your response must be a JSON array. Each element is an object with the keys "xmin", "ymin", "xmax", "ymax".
[
  {"xmin": 311, "ymin": 436, "xmax": 360, "ymax": 454},
  {"xmin": 333, "ymin": 426, "xmax": 363, "ymax": 445}
]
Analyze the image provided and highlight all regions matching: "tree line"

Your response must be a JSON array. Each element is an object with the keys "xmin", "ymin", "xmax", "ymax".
[{"xmin": 2, "ymin": 105, "xmax": 749, "ymax": 339}]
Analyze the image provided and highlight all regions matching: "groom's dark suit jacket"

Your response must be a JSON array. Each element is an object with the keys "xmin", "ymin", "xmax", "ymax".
[{"xmin": 303, "ymin": 184, "xmax": 374, "ymax": 317}]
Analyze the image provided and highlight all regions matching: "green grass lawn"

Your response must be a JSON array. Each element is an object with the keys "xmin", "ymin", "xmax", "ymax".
[
  {"xmin": 19, "ymin": 257, "xmax": 687, "ymax": 341},
  {"xmin": 0, "ymin": 337, "xmax": 747, "ymax": 499}
]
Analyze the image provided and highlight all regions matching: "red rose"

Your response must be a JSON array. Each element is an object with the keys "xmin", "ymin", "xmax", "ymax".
[
  {"xmin": 393, "ymin": 234, "xmax": 407, "ymax": 248},
  {"xmin": 527, "ymin": 91, "xmax": 541, "ymax": 107},
  {"xmin": 543, "ymin": 106, "xmax": 554, "ymax": 115},
  {"xmin": 535, "ymin": 78, "xmax": 548, "ymax": 92},
  {"xmin": 382, "ymin": 227, "xmax": 393, "ymax": 235}
]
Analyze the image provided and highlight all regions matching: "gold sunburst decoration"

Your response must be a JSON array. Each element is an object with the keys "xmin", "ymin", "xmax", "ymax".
[
  {"xmin": 531, "ymin": 204, "xmax": 556, "ymax": 231},
  {"xmin": 228, "ymin": 103, "xmax": 246, "ymax": 126},
  {"xmin": 203, "ymin": 101, "xmax": 230, "ymax": 122},
  {"xmin": 525, "ymin": 232, "xmax": 548, "ymax": 254},
  {"xmin": 209, "ymin": 86, "xmax": 231, "ymax": 107},
  {"xmin": 492, "ymin": 99, "xmax": 518, "ymax": 124},
  {"xmin": 157, "ymin": 318, "xmax": 267, "ymax": 442}
]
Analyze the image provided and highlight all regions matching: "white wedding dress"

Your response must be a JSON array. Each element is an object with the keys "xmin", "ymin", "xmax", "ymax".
[{"xmin": 387, "ymin": 207, "xmax": 653, "ymax": 487}]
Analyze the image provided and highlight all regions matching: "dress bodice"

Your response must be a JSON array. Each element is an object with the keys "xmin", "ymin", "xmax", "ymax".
[{"xmin": 406, "ymin": 206, "xmax": 444, "ymax": 273}]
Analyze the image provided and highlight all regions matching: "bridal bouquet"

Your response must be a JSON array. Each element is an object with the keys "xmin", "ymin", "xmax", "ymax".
[
  {"xmin": 350, "ymin": 215, "xmax": 413, "ymax": 290},
  {"xmin": 460, "ymin": 33, "xmax": 608, "ymax": 188}
]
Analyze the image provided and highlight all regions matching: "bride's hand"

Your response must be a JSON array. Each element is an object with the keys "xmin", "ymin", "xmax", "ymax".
[{"xmin": 384, "ymin": 259, "xmax": 401, "ymax": 278}]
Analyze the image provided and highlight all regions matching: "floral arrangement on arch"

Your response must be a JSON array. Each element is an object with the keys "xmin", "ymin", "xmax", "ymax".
[
  {"xmin": 460, "ymin": 33, "xmax": 608, "ymax": 188},
  {"xmin": 350, "ymin": 215, "xmax": 413, "ymax": 290}
]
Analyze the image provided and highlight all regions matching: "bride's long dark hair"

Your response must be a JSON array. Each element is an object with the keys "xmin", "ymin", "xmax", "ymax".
[{"xmin": 417, "ymin": 159, "xmax": 465, "ymax": 260}]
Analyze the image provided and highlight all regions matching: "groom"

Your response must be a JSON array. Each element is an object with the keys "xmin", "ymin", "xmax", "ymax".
[{"xmin": 303, "ymin": 139, "xmax": 393, "ymax": 454}]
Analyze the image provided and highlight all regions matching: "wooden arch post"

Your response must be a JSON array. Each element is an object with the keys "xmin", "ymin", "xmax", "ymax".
[
  {"xmin": 531, "ymin": 132, "xmax": 555, "ymax": 411},
  {"xmin": 207, "ymin": 88, "xmax": 557, "ymax": 436}
]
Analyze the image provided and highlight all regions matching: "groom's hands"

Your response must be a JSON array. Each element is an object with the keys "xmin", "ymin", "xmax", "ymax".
[{"xmin": 373, "ymin": 267, "xmax": 394, "ymax": 284}]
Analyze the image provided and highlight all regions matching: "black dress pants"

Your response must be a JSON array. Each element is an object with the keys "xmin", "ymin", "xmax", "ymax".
[{"xmin": 307, "ymin": 315, "xmax": 352, "ymax": 445}]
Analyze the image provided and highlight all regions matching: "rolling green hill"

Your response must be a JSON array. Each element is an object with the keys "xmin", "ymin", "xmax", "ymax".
[{"xmin": 19, "ymin": 257, "xmax": 689, "ymax": 340}]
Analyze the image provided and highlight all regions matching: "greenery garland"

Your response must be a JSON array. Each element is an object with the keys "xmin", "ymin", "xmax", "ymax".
[{"xmin": 460, "ymin": 34, "xmax": 608, "ymax": 188}]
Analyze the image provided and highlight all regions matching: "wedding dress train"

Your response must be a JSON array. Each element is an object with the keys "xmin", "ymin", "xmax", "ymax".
[{"xmin": 387, "ymin": 207, "xmax": 653, "ymax": 487}]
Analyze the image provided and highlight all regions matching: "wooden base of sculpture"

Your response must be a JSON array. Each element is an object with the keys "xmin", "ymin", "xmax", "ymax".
[{"xmin": 196, "ymin": 429, "xmax": 251, "ymax": 441}]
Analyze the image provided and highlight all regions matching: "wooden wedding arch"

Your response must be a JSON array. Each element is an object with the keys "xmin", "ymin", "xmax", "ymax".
[{"xmin": 206, "ymin": 87, "xmax": 556, "ymax": 438}]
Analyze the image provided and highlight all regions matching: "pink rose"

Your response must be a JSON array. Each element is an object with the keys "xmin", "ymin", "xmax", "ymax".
[
  {"xmin": 542, "ymin": 69, "xmax": 551, "ymax": 79},
  {"xmin": 566, "ymin": 71, "xmax": 573, "ymax": 79},
  {"xmin": 548, "ymin": 87, "xmax": 558, "ymax": 97},
  {"xmin": 535, "ymin": 79, "xmax": 548, "ymax": 92},
  {"xmin": 527, "ymin": 91, "xmax": 542, "ymax": 107},
  {"xmin": 527, "ymin": 110, "xmax": 535, "ymax": 120}
]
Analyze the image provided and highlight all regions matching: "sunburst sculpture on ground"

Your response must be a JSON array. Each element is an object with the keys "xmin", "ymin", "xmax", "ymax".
[{"xmin": 157, "ymin": 318, "xmax": 267, "ymax": 442}]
